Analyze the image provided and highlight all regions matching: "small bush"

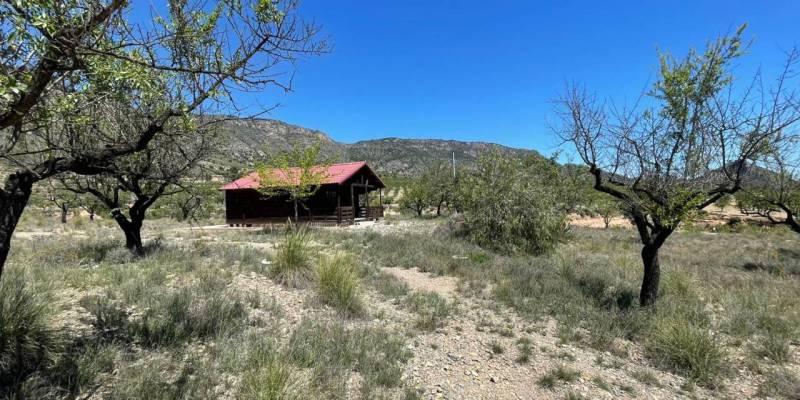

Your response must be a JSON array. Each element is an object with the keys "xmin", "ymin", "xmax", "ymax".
[
  {"xmin": 316, "ymin": 254, "xmax": 364, "ymax": 316},
  {"xmin": 456, "ymin": 152, "xmax": 567, "ymax": 255},
  {"xmin": 271, "ymin": 225, "xmax": 313, "ymax": 287},
  {"xmin": 646, "ymin": 318, "xmax": 725, "ymax": 385},
  {"xmin": 406, "ymin": 291, "xmax": 454, "ymax": 331}
]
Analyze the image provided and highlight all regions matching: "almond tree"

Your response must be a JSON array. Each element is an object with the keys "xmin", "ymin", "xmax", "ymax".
[
  {"xmin": 58, "ymin": 117, "xmax": 219, "ymax": 255},
  {"xmin": 740, "ymin": 130, "xmax": 800, "ymax": 233},
  {"xmin": 256, "ymin": 141, "xmax": 332, "ymax": 222},
  {"xmin": 0, "ymin": 0, "xmax": 325, "ymax": 278},
  {"xmin": 554, "ymin": 27, "xmax": 800, "ymax": 306}
]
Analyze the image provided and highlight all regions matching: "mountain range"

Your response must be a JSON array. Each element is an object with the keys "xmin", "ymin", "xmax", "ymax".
[{"xmin": 215, "ymin": 118, "xmax": 540, "ymax": 176}]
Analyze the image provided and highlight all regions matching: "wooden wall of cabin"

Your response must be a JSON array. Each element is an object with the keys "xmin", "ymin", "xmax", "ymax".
[{"xmin": 225, "ymin": 185, "xmax": 351, "ymax": 220}]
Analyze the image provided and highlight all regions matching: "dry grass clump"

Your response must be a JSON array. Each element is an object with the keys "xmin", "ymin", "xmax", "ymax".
[
  {"xmin": 270, "ymin": 225, "xmax": 314, "ymax": 287},
  {"xmin": 405, "ymin": 291, "xmax": 455, "ymax": 331}
]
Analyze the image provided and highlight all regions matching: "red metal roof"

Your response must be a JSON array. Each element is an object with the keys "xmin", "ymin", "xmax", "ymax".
[{"xmin": 221, "ymin": 161, "xmax": 383, "ymax": 190}]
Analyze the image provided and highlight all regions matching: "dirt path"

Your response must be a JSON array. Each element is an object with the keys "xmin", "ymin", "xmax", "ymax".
[{"xmin": 381, "ymin": 260, "xmax": 698, "ymax": 399}]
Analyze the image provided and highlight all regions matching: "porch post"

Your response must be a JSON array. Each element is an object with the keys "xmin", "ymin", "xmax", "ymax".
[
  {"xmin": 337, "ymin": 187, "xmax": 341, "ymax": 224},
  {"xmin": 350, "ymin": 183, "xmax": 354, "ymax": 222}
]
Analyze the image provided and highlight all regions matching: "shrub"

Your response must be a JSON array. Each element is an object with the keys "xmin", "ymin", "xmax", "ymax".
[
  {"xmin": 456, "ymin": 151, "xmax": 567, "ymax": 255},
  {"xmin": 645, "ymin": 317, "xmax": 725, "ymax": 385},
  {"xmin": 271, "ymin": 225, "xmax": 313, "ymax": 287},
  {"xmin": 406, "ymin": 291, "xmax": 454, "ymax": 331},
  {"xmin": 0, "ymin": 271, "xmax": 63, "ymax": 396},
  {"xmin": 316, "ymin": 254, "xmax": 364, "ymax": 316}
]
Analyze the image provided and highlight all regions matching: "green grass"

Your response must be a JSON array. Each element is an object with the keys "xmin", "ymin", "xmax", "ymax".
[{"xmin": 315, "ymin": 253, "xmax": 364, "ymax": 316}]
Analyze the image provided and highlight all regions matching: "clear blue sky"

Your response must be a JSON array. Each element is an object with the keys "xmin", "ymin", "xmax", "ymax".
[{"xmin": 138, "ymin": 1, "xmax": 800, "ymax": 156}]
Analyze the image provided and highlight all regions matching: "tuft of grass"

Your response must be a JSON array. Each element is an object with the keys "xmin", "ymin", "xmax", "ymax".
[
  {"xmin": 271, "ymin": 225, "xmax": 313, "ymax": 287},
  {"xmin": 645, "ymin": 317, "xmax": 725, "ymax": 386},
  {"xmin": 537, "ymin": 365, "xmax": 580, "ymax": 389},
  {"xmin": 515, "ymin": 337, "xmax": 533, "ymax": 364},
  {"xmin": 240, "ymin": 354, "xmax": 300, "ymax": 400},
  {"xmin": 592, "ymin": 376, "xmax": 611, "ymax": 391},
  {"xmin": 316, "ymin": 253, "xmax": 364, "ymax": 316},
  {"xmin": 405, "ymin": 291, "xmax": 454, "ymax": 331},
  {"xmin": 489, "ymin": 340, "xmax": 504, "ymax": 355},
  {"xmin": 0, "ymin": 270, "xmax": 63, "ymax": 396}
]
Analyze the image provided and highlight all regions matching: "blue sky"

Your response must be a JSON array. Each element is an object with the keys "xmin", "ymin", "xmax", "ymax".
[{"xmin": 135, "ymin": 1, "xmax": 799, "ymax": 156}]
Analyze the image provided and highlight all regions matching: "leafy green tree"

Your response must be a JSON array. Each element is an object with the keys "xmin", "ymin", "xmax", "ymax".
[
  {"xmin": 457, "ymin": 151, "xmax": 567, "ymax": 254},
  {"xmin": 422, "ymin": 162, "xmax": 457, "ymax": 216},
  {"xmin": 554, "ymin": 26, "xmax": 800, "ymax": 306},
  {"xmin": 0, "ymin": 0, "xmax": 324, "ymax": 277},
  {"xmin": 256, "ymin": 142, "xmax": 332, "ymax": 222},
  {"xmin": 399, "ymin": 180, "xmax": 431, "ymax": 217}
]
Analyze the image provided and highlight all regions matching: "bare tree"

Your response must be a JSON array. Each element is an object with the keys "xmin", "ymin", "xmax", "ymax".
[
  {"xmin": 740, "ymin": 129, "xmax": 800, "ymax": 233},
  {"xmin": 0, "ymin": 0, "xmax": 325, "ymax": 278},
  {"xmin": 554, "ymin": 26, "xmax": 800, "ymax": 306},
  {"xmin": 59, "ymin": 118, "xmax": 219, "ymax": 255}
]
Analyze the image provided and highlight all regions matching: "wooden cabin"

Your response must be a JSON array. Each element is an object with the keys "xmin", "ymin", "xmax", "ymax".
[{"xmin": 221, "ymin": 161, "xmax": 385, "ymax": 226}]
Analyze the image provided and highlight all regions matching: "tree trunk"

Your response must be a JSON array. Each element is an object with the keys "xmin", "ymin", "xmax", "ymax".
[
  {"xmin": 60, "ymin": 204, "xmax": 68, "ymax": 223},
  {"xmin": 293, "ymin": 198, "xmax": 299, "ymax": 222},
  {"xmin": 110, "ymin": 210, "xmax": 144, "ymax": 256},
  {"xmin": 640, "ymin": 244, "xmax": 661, "ymax": 307},
  {"xmin": 0, "ymin": 172, "xmax": 35, "ymax": 279}
]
